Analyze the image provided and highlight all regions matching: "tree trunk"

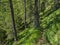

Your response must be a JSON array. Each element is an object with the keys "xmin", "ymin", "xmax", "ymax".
[
  {"xmin": 24, "ymin": 0, "xmax": 27, "ymax": 28},
  {"xmin": 34, "ymin": 0, "xmax": 40, "ymax": 29},
  {"xmin": 28, "ymin": 0, "xmax": 33, "ymax": 22},
  {"xmin": 9, "ymin": 0, "xmax": 17, "ymax": 42},
  {"xmin": 54, "ymin": 0, "xmax": 59, "ymax": 9}
]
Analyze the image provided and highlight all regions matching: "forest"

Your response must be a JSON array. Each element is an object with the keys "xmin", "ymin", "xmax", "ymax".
[{"xmin": 0, "ymin": 0, "xmax": 60, "ymax": 45}]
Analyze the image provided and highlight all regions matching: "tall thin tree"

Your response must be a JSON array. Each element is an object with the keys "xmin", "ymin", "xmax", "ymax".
[
  {"xmin": 24, "ymin": 0, "xmax": 27, "ymax": 28},
  {"xmin": 34, "ymin": 0, "xmax": 40, "ymax": 29},
  {"xmin": 9, "ymin": 0, "xmax": 17, "ymax": 42},
  {"xmin": 28, "ymin": 0, "xmax": 33, "ymax": 25}
]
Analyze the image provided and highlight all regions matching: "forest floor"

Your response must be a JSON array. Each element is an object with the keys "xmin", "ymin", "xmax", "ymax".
[{"xmin": 36, "ymin": 30, "xmax": 47, "ymax": 45}]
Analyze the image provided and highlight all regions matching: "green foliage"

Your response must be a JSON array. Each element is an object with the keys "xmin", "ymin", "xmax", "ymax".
[
  {"xmin": 6, "ymin": 28, "xmax": 41, "ymax": 45},
  {"xmin": 0, "ymin": 28, "xmax": 7, "ymax": 45},
  {"xmin": 45, "ymin": 9, "xmax": 60, "ymax": 45},
  {"xmin": 0, "ymin": 0, "xmax": 60, "ymax": 45},
  {"xmin": 17, "ymin": 28, "xmax": 41, "ymax": 45}
]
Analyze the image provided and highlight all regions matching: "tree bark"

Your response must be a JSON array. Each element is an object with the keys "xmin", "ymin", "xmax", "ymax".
[
  {"xmin": 34, "ymin": 0, "xmax": 40, "ymax": 29},
  {"xmin": 9, "ymin": 0, "xmax": 17, "ymax": 42},
  {"xmin": 24, "ymin": 0, "xmax": 27, "ymax": 28},
  {"xmin": 28, "ymin": 0, "xmax": 33, "ymax": 22}
]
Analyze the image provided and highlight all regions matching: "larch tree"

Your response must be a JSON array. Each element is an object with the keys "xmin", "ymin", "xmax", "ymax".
[
  {"xmin": 28, "ymin": 0, "xmax": 33, "ymax": 22},
  {"xmin": 34, "ymin": 0, "xmax": 40, "ymax": 29},
  {"xmin": 24, "ymin": 0, "xmax": 27, "ymax": 28},
  {"xmin": 9, "ymin": 0, "xmax": 17, "ymax": 42}
]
